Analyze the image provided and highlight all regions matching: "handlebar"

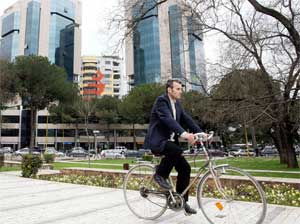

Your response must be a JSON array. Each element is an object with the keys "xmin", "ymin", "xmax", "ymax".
[{"xmin": 194, "ymin": 131, "xmax": 214, "ymax": 143}]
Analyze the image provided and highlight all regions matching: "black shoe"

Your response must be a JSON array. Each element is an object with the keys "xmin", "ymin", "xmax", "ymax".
[
  {"xmin": 153, "ymin": 173, "xmax": 172, "ymax": 190},
  {"xmin": 184, "ymin": 203, "xmax": 197, "ymax": 216}
]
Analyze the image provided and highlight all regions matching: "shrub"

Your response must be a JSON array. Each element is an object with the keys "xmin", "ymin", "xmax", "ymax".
[
  {"xmin": 21, "ymin": 154, "xmax": 43, "ymax": 178},
  {"xmin": 142, "ymin": 154, "xmax": 153, "ymax": 162},
  {"xmin": 44, "ymin": 153, "xmax": 55, "ymax": 163}
]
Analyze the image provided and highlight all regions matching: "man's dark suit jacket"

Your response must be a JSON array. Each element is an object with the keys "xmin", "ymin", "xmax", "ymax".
[{"xmin": 143, "ymin": 94, "xmax": 202, "ymax": 153}]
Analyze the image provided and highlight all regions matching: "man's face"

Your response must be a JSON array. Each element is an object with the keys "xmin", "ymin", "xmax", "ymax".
[{"xmin": 168, "ymin": 81, "xmax": 183, "ymax": 100}]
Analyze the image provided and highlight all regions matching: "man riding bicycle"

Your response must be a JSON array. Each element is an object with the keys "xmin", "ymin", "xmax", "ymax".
[{"xmin": 143, "ymin": 78, "xmax": 207, "ymax": 215}]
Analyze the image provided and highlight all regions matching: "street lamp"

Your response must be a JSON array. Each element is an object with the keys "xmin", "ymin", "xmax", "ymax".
[{"xmin": 93, "ymin": 130, "xmax": 100, "ymax": 158}]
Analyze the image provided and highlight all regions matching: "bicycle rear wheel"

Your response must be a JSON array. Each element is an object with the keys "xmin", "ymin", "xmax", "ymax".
[
  {"xmin": 197, "ymin": 165, "xmax": 267, "ymax": 224},
  {"xmin": 123, "ymin": 164, "xmax": 167, "ymax": 220}
]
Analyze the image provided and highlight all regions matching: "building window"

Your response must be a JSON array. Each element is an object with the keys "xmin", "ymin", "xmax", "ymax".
[
  {"xmin": 37, "ymin": 129, "xmax": 56, "ymax": 137},
  {"xmin": 2, "ymin": 116, "xmax": 19, "ymax": 123},
  {"xmin": 1, "ymin": 129, "xmax": 19, "ymax": 136}
]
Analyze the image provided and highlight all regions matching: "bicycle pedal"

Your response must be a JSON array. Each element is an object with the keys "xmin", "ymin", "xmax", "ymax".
[{"xmin": 184, "ymin": 211, "xmax": 192, "ymax": 216}]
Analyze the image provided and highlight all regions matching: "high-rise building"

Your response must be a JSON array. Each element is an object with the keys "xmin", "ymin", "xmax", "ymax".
[
  {"xmin": 0, "ymin": 0, "xmax": 82, "ymax": 82},
  {"xmin": 0, "ymin": 0, "xmax": 81, "ymax": 149},
  {"xmin": 125, "ymin": 0, "xmax": 207, "ymax": 92},
  {"xmin": 80, "ymin": 56, "xmax": 126, "ymax": 99}
]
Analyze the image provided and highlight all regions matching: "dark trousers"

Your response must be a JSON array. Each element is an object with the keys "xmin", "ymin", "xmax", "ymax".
[{"xmin": 156, "ymin": 141, "xmax": 191, "ymax": 201}]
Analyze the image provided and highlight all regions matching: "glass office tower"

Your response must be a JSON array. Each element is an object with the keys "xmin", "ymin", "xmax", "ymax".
[
  {"xmin": 0, "ymin": 0, "xmax": 81, "ymax": 82},
  {"xmin": 0, "ymin": 11, "xmax": 20, "ymax": 61},
  {"xmin": 24, "ymin": 0, "xmax": 41, "ymax": 56},
  {"xmin": 132, "ymin": 0, "xmax": 161, "ymax": 85},
  {"xmin": 126, "ymin": 0, "xmax": 207, "ymax": 92}
]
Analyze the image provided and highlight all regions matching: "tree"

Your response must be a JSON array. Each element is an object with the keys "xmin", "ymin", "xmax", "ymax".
[
  {"xmin": 0, "ymin": 59, "xmax": 16, "ymax": 147},
  {"xmin": 49, "ymin": 88, "xmax": 82, "ymax": 149},
  {"xmin": 13, "ymin": 56, "xmax": 78, "ymax": 148},
  {"xmin": 95, "ymin": 96, "xmax": 121, "ymax": 144},
  {"xmin": 76, "ymin": 98, "xmax": 98, "ymax": 150},
  {"xmin": 119, "ymin": 83, "xmax": 164, "ymax": 123},
  {"xmin": 187, "ymin": 0, "xmax": 300, "ymax": 168},
  {"xmin": 119, "ymin": 0, "xmax": 300, "ymax": 168},
  {"xmin": 118, "ymin": 83, "xmax": 164, "ymax": 149},
  {"xmin": 211, "ymin": 69, "xmax": 280, "ymax": 150},
  {"xmin": 0, "ymin": 60, "xmax": 16, "ymax": 108}
]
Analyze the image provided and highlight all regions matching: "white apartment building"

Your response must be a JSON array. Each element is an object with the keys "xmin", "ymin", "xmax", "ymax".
[{"xmin": 80, "ymin": 55, "xmax": 127, "ymax": 98}]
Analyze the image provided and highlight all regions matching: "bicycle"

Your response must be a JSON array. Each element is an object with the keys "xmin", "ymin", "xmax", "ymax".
[{"xmin": 123, "ymin": 132, "xmax": 267, "ymax": 223}]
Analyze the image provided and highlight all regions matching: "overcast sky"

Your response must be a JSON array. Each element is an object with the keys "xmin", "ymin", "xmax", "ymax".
[{"xmin": 0, "ymin": 0, "xmax": 219, "ymax": 61}]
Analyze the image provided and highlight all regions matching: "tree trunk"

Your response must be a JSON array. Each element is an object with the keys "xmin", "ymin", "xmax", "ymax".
[
  {"xmin": 279, "ymin": 122, "xmax": 299, "ymax": 168},
  {"xmin": 250, "ymin": 126, "xmax": 257, "ymax": 149},
  {"xmin": 271, "ymin": 123, "xmax": 287, "ymax": 164},
  {"xmin": 0, "ymin": 109, "xmax": 2, "ymax": 148},
  {"xmin": 106, "ymin": 123, "xmax": 110, "ymax": 148},
  {"xmin": 30, "ymin": 108, "xmax": 37, "ymax": 149},
  {"xmin": 133, "ymin": 123, "xmax": 136, "ymax": 150},
  {"xmin": 75, "ymin": 122, "xmax": 79, "ymax": 147},
  {"xmin": 85, "ymin": 116, "xmax": 90, "ymax": 149}
]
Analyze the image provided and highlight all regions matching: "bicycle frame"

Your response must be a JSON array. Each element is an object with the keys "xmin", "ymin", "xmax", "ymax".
[
  {"xmin": 167, "ymin": 132, "xmax": 230, "ymax": 203},
  {"xmin": 123, "ymin": 132, "xmax": 267, "ymax": 223}
]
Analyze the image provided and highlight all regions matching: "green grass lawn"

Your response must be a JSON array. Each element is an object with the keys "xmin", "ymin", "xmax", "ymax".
[
  {"xmin": 192, "ymin": 157, "xmax": 300, "ymax": 171},
  {"xmin": 53, "ymin": 162, "xmax": 124, "ymax": 170},
  {"xmin": 0, "ymin": 167, "xmax": 21, "ymax": 172},
  {"xmin": 76, "ymin": 159, "xmax": 136, "ymax": 164},
  {"xmin": 52, "ymin": 157, "xmax": 300, "ymax": 179}
]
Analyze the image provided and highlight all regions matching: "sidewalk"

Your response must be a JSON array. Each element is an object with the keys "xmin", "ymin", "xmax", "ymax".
[{"xmin": 0, "ymin": 171, "xmax": 299, "ymax": 224}]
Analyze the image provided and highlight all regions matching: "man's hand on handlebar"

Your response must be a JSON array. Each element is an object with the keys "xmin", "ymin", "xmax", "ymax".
[
  {"xmin": 194, "ymin": 132, "xmax": 214, "ymax": 143},
  {"xmin": 194, "ymin": 132, "xmax": 209, "ymax": 142},
  {"xmin": 182, "ymin": 131, "xmax": 213, "ymax": 145},
  {"xmin": 182, "ymin": 132, "xmax": 195, "ymax": 145}
]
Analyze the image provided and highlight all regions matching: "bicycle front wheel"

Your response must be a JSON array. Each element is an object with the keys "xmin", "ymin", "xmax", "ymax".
[
  {"xmin": 123, "ymin": 164, "xmax": 167, "ymax": 220},
  {"xmin": 197, "ymin": 165, "xmax": 267, "ymax": 224}
]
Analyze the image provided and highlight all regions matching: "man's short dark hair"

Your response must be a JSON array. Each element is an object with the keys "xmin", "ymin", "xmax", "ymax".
[{"xmin": 166, "ymin": 78, "xmax": 184, "ymax": 92}]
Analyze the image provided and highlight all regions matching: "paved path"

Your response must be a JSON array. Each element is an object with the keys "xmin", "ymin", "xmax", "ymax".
[{"xmin": 0, "ymin": 172, "xmax": 299, "ymax": 224}]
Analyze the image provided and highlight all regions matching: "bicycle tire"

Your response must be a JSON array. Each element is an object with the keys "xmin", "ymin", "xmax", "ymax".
[
  {"xmin": 197, "ymin": 165, "xmax": 267, "ymax": 224},
  {"xmin": 123, "ymin": 164, "xmax": 168, "ymax": 220}
]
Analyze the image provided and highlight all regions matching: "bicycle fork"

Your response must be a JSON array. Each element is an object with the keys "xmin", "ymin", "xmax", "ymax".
[{"xmin": 210, "ymin": 164, "xmax": 232, "ymax": 202}]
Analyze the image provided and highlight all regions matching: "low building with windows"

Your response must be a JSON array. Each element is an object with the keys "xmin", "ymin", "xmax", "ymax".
[{"xmin": 0, "ymin": 105, "xmax": 148, "ymax": 151}]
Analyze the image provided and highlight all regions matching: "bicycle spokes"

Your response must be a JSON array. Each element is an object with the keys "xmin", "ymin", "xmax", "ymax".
[{"xmin": 123, "ymin": 164, "xmax": 168, "ymax": 220}]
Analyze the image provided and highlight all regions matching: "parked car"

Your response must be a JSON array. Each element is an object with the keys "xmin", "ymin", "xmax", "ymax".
[
  {"xmin": 110, "ymin": 146, "xmax": 127, "ymax": 155},
  {"xmin": 0, "ymin": 147, "xmax": 13, "ymax": 154},
  {"xmin": 261, "ymin": 146, "xmax": 278, "ymax": 157},
  {"xmin": 14, "ymin": 147, "xmax": 40, "ymax": 156},
  {"xmin": 125, "ymin": 150, "xmax": 140, "ymax": 158},
  {"xmin": 230, "ymin": 148, "xmax": 254, "ymax": 157},
  {"xmin": 139, "ymin": 148, "xmax": 152, "ymax": 155},
  {"xmin": 88, "ymin": 149, "xmax": 97, "ymax": 155},
  {"xmin": 45, "ymin": 147, "xmax": 64, "ymax": 157},
  {"xmin": 125, "ymin": 149, "xmax": 151, "ymax": 158},
  {"xmin": 68, "ymin": 147, "xmax": 88, "ymax": 157},
  {"xmin": 228, "ymin": 145, "xmax": 242, "ymax": 153},
  {"xmin": 208, "ymin": 149, "xmax": 228, "ymax": 157},
  {"xmin": 101, "ymin": 150, "xmax": 123, "ymax": 159}
]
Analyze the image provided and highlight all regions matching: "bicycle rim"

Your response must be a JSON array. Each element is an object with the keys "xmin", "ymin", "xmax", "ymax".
[
  {"xmin": 123, "ymin": 164, "xmax": 167, "ymax": 220},
  {"xmin": 197, "ymin": 165, "xmax": 267, "ymax": 224}
]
